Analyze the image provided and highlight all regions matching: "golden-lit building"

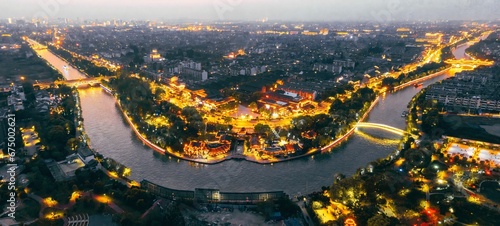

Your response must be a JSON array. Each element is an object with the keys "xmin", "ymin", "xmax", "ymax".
[
  {"xmin": 237, "ymin": 49, "xmax": 246, "ymax": 56},
  {"xmin": 302, "ymin": 30, "xmax": 319, "ymax": 36},
  {"xmin": 336, "ymin": 31, "xmax": 349, "ymax": 37},
  {"xmin": 396, "ymin": 28, "xmax": 412, "ymax": 38},
  {"xmin": 416, "ymin": 33, "xmax": 443, "ymax": 45},
  {"xmin": 225, "ymin": 49, "xmax": 246, "ymax": 59},
  {"xmin": 183, "ymin": 141, "xmax": 231, "ymax": 158},
  {"xmin": 396, "ymin": 28, "xmax": 411, "ymax": 32},
  {"xmin": 149, "ymin": 48, "xmax": 163, "ymax": 62},
  {"xmin": 169, "ymin": 77, "xmax": 186, "ymax": 90}
]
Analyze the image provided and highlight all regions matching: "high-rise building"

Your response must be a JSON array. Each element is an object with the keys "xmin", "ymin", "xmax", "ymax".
[{"xmin": 7, "ymin": 18, "xmax": 12, "ymax": 24}]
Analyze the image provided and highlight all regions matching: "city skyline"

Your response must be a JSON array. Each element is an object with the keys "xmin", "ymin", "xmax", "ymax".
[{"xmin": 3, "ymin": 0, "xmax": 500, "ymax": 22}]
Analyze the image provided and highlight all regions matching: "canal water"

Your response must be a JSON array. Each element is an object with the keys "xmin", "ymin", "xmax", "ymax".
[{"xmin": 35, "ymin": 41, "xmax": 471, "ymax": 196}]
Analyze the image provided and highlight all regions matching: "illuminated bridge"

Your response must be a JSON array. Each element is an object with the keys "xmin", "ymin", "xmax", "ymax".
[
  {"xmin": 27, "ymin": 41, "xmax": 47, "ymax": 50},
  {"xmin": 444, "ymin": 58, "xmax": 494, "ymax": 69},
  {"xmin": 24, "ymin": 37, "xmax": 48, "ymax": 50},
  {"xmin": 36, "ymin": 76, "xmax": 114, "ymax": 89},
  {"xmin": 355, "ymin": 122, "xmax": 417, "ymax": 139}
]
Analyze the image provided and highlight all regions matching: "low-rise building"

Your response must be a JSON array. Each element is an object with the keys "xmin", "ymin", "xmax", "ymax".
[
  {"xmin": 7, "ymin": 85, "xmax": 25, "ymax": 111},
  {"xmin": 425, "ymin": 71, "xmax": 500, "ymax": 113},
  {"xmin": 77, "ymin": 147, "xmax": 95, "ymax": 164}
]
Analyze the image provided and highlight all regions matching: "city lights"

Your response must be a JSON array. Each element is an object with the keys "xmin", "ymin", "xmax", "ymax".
[{"xmin": 4, "ymin": 7, "xmax": 498, "ymax": 225}]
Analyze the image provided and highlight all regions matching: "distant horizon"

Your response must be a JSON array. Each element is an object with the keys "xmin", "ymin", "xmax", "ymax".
[
  {"xmin": 2, "ymin": 0, "xmax": 499, "ymax": 22},
  {"xmin": 2, "ymin": 17, "xmax": 498, "ymax": 24}
]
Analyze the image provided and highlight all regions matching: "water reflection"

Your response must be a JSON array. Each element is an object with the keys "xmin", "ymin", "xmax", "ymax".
[
  {"xmin": 354, "ymin": 130, "xmax": 401, "ymax": 146},
  {"xmin": 35, "ymin": 49, "xmax": 86, "ymax": 80}
]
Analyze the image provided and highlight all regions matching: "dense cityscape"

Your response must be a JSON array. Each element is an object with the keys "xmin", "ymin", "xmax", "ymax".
[{"xmin": 1, "ymin": 1, "xmax": 500, "ymax": 226}]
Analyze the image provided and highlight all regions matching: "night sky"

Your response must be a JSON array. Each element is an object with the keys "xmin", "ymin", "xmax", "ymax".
[{"xmin": 3, "ymin": 0, "xmax": 499, "ymax": 21}]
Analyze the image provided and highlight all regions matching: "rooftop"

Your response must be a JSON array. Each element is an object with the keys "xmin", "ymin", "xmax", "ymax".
[
  {"xmin": 59, "ymin": 158, "xmax": 85, "ymax": 178},
  {"xmin": 77, "ymin": 147, "xmax": 94, "ymax": 158}
]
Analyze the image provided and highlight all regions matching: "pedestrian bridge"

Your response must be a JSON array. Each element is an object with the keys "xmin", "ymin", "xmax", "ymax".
[{"xmin": 356, "ymin": 122, "xmax": 417, "ymax": 138}]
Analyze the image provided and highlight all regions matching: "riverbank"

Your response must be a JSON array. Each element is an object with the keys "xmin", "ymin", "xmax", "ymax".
[
  {"xmin": 45, "ymin": 48, "xmax": 95, "ymax": 79},
  {"xmin": 26, "ymin": 46, "xmax": 66, "ymax": 81},
  {"xmin": 111, "ymin": 90, "xmax": 230, "ymax": 164},
  {"xmin": 393, "ymin": 67, "xmax": 452, "ymax": 91},
  {"xmin": 47, "ymin": 44, "xmax": 115, "ymax": 77},
  {"xmin": 28, "ymin": 38, "xmax": 101, "ymax": 80}
]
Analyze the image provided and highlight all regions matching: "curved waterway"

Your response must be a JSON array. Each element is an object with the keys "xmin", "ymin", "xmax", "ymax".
[{"xmin": 37, "ymin": 41, "xmax": 472, "ymax": 196}]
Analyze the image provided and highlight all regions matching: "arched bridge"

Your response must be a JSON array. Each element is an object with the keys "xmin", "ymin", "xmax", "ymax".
[{"xmin": 356, "ymin": 122, "xmax": 418, "ymax": 139}]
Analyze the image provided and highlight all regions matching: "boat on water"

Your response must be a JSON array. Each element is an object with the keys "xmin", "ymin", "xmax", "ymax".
[
  {"xmin": 401, "ymin": 111, "xmax": 409, "ymax": 117},
  {"xmin": 100, "ymin": 84, "xmax": 114, "ymax": 95},
  {"xmin": 414, "ymin": 83, "xmax": 423, "ymax": 88},
  {"xmin": 63, "ymin": 65, "xmax": 68, "ymax": 71}
]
